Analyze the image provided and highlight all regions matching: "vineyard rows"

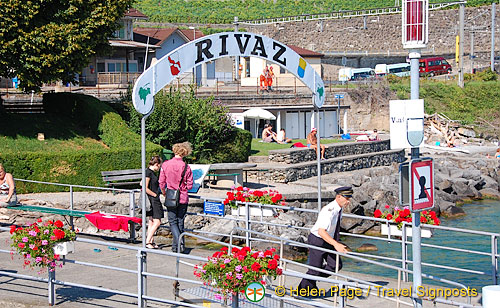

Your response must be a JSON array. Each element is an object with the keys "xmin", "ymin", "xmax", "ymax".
[{"xmin": 134, "ymin": 0, "xmax": 492, "ymax": 24}]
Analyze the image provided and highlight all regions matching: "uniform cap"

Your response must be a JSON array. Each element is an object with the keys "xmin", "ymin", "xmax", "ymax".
[
  {"xmin": 311, "ymin": 127, "xmax": 317, "ymax": 132},
  {"xmin": 335, "ymin": 186, "xmax": 353, "ymax": 198}
]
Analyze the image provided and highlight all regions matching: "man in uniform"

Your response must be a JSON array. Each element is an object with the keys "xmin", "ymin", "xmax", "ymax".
[{"xmin": 297, "ymin": 186, "xmax": 352, "ymax": 292}]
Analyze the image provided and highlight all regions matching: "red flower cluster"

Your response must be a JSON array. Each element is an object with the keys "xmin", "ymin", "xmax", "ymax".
[
  {"xmin": 374, "ymin": 205, "xmax": 440, "ymax": 230},
  {"xmin": 10, "ymin": 219, "xmax": 76, "ymax": 271},
  {"xmin": 194, "ymin": 246, "xmax": 282, "ymax": 297},
  {"xmin": 223, "ymin": 186, "xmax": 285, "ymax": 209}
]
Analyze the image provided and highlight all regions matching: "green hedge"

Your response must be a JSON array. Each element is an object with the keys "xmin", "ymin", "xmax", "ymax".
[
  {"xmin": 1, "ymin": 93, "xmax": 162, "ymax": 193},
  {"xmin": 0, "ymin": 147, "xmax": 160, "ymax": 193}
]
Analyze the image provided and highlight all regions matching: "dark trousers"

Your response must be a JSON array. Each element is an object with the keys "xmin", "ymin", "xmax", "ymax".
[
  {"xmin": 298, "ymin": 233, "xmax": 342, "ymax": 291},
  {"xmin": 167, "ymin": 203, "xmax": 188, "ymax": 252}
]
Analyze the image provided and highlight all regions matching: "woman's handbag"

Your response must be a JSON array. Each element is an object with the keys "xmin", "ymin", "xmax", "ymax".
[
  {"xmin": 164, "ymin": 163, "xmax": 187, "ymax": 209},
  {"xmin": 138, "ymin": 191, "xmax": 152, "ymax": 212}
]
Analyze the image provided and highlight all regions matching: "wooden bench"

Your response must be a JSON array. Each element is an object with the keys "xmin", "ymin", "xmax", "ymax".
[{"xmin": 101, "ymin": 169, "xmax": 142, "ymax": 189}]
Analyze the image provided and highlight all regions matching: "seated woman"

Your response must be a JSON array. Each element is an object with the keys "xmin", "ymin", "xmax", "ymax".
[
  {"xmin": 0, "ymin": 163, "xmax": 17, "ymax": 207},
  {"xmin": 262, "ymin": 124, "xmax": 279, "ymax": 143},
  {"xmin": 277, "ymin": 128, "xmax": 292, "ymax": 144}
]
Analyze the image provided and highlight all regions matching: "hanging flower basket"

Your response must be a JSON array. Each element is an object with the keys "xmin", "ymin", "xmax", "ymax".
[
  {"xmin": 194, "ymin": 246, "xmax": 282, "ymax": 299},
  {"xmin": 374, "ymin": 205, "xmax": 440, "ymax": 236},
  {"xmin": 224, "ymin": 186, "xmax": 285, "ymax": 216},
  {"xmin": 53, "ymin": 241, "xmax": 75, "ymax": 255},
  {"xmin": 10, "ymin": 219, "xmax": 77, "ymax": 271},
  {"xmin": 380, "ymin": 224, "xmax": 433, "ymax": 238},
  {"xmin": 230, "ymin": 207, "xmax": 274, "ymax": 217}
]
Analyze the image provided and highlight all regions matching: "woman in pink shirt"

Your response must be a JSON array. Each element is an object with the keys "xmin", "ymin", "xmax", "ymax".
[{"xmin": 159, "ymin": 142, "xmax": 193, "ymax": 253}]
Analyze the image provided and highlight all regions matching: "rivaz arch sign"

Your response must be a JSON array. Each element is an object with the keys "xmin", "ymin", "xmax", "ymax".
[{"xmin": 132, "ymin": 32, "xmax": 325, "ymax": 114}]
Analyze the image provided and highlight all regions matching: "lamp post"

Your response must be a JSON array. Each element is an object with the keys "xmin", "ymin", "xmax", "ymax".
[
  {"xmin": 189, "ymin": 26, "xmax": 196, "ymax": 85},
  {"xmin": 402, "ymin": 1, "xmax": 428, "ymax": 308}
]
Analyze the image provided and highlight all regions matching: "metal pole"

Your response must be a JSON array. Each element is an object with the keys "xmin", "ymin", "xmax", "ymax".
[
  {"xmin": 409, "ymin": 48, "xmax": 422, "ymax": 308},
  {"xmin": 458, "ymin": 3, "xmax": 465, "ymax": 87},
  {"xmin": 315, "ymin": 106, "xmax": 322, "ymax": 213},
  {"xmin": 69, "ymin": 186, "xmax": 74, "ymax": 230},
  {"xmin": 48, "ymin": 270, "xmax": 55, "ymax": 305},
  {"xmin": 129, "ymin": 191, "xmax": 136, "ymax": 241},
  {"xmin": 337, "ymin": 97, "xmax": 341, "ymax": 133},
  {"xmin": 470, "ymin": 29, "xmax": 475, "ymax": 74},
  {"xmin": 491, "ymin": 3, "xmax": 496, "ymax": 72},
  {"xmin": 234, "ymin": 16, "xmax": 240, "ymax": 81}
]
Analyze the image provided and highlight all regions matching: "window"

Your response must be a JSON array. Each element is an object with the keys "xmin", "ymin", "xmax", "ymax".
[
  {"xmin": 97, "ymin": 62, "xmax": 105, "ymax": 73},
  {"xmin": 107, "ymin": 63, "xmax": 116, "ymax": 72}
]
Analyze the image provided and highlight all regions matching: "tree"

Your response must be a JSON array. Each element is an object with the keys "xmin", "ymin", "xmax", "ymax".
[{"xmin": 0, "ymin": 0, "xmax": 134, "ymax": 91}]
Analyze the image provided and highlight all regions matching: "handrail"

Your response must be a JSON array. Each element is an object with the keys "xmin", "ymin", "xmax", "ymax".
[
  {"xmin": 238, "ymin": 1, "xmax": 467, "ymax": 25},
  {"xmin": 228, "ymin": 226, "xmax": 474, "ymax": 306},
  {"xmin": 15, "ymin": 178, "xmax": 138, "ymax": 193}
]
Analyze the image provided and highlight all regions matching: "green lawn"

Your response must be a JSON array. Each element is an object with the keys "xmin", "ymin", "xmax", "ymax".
[
  {"xmin": 0, "ymin": 113, "xmax": 107, "ymax": 153},
  {"xmin": 250, "ymin": 138, "xmax": 348, "ymax": 156}
]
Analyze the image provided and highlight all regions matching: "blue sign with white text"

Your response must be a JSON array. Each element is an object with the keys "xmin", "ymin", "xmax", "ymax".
[
  {"xmin": 204, "ymin": 201, "xmax": 225, "ymax": 216},
  {"xmin": 334, "ymin": 94, "xmax": 345, "ymax": 99}
]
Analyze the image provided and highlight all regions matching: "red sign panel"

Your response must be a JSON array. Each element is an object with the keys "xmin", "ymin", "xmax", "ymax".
[
  {"xmin": 406, "ymin": 0, "xmax": 424, "ymax": 41},
  {"xmin": 402, "ymin": 0, "xmax": 428, "ymax": 49},
  {"xmin": 410, "ymin": 159, "xmax": 434, "ymax": 211}
]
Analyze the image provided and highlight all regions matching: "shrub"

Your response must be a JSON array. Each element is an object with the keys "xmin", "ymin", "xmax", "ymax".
[
  {"xmin": 0, "ymin": 93, "xmax": 162, "ymax": 193},
  {"xmin": 126, "ymin": 89, "xmax": 251, "ymax": 163}
]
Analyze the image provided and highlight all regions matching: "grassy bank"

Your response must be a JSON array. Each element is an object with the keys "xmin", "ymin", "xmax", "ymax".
[
  {"xmin": 251, "ymin": 138, "xmax": 347, "ymax": 156},
  {"xmin": 390, "ymin": 79, "xmax": 500, "ymax": 134}
]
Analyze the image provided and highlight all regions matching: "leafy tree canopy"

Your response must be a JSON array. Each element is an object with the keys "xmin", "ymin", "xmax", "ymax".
[{"xmin": 0, "ymin": 0, "xmax": 134, "ymax": 91}]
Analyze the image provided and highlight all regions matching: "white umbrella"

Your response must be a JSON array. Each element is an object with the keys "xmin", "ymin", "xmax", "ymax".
[
  {"xmin": 242, "ymin": 108, "xmax": 276, "ymax": 120},
  {"xmin": 242, "ymin": 108, "xmax": 276, "ymax": 138}
]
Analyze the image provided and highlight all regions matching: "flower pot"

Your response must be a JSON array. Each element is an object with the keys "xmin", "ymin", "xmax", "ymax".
[
  {"xmin": 381, "ymin": 224, "xmax": 433, "ymax": 238},
  {"xmin": 53, "ymin": 241, "xmax": 75, "ymax": 255},
  {"xmin": 231, "ymin": 207, "xmax": 274, "ymax": 217}
]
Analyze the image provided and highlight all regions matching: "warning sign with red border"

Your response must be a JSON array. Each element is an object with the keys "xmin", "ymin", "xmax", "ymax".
[{"xmin": 410, "ymin": 158, "xmax": 434, "ymax": 211}]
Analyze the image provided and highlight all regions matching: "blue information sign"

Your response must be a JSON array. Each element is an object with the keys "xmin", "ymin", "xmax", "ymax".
[
  {"xmin": 334, "ymin": 94, "xmax": 345, "ymax": 99},
  {"xmin": 204, "ymin": 200, "xmax": 225, "ymax": 216}
]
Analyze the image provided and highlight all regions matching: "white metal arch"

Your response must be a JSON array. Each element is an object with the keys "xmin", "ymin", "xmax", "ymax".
[{"xmin": 132, "ymin": 32, "xmax": 325, "ymax": 115}]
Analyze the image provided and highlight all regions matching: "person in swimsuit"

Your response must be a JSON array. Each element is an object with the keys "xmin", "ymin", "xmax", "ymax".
[{"xmin": 0, "ymin": 163, "xmax": 17, "ymax": 207}]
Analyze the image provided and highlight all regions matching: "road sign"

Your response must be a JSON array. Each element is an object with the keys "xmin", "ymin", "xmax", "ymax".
[
  {"xmin": 399, "ymin": 162, "xmax": 410, "ymax": 205},
  {"xmin": 334, "ymin": 94, "xmax": 345, "ymax": 99},
  {"xmin": 410, "ymin": 158, "xmax": 434, "ymax": 211}
]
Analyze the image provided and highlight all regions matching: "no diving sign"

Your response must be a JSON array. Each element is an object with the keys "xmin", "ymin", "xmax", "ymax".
[{"xmin": 410, "ymin": 158, "xmax": 434, "ymax": 211}]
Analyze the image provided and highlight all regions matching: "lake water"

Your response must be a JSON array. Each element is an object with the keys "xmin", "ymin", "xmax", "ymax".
[{"xmin": 342, "ymin": 200, "xmax": 500, "ymax": 291}]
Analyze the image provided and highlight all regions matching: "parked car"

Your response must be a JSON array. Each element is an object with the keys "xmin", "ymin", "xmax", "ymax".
[{"xmin": 419, "ymin": 57, "xmax": 452, "ymax": 77}]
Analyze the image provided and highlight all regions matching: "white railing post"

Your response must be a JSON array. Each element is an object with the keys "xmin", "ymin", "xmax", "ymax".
[
  {"xmin": 69, "ymin": 185, "xmax": 74, "ymax": 229},
  {"xmin": 492, "ymin": 235, "xmax": 498, "ymax": 284},
  {"xmin": 48, "ymin": 270, "xmax": 55, "ymax": 305}
]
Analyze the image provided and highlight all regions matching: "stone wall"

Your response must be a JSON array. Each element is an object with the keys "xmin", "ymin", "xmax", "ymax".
[
  {"xmin": 269, "ymin": 139, "xmax": 391, "ymax": 164},
  {"xmin": 245, "ymin": 5, "xmax": 499, "ymax": 55},
  {"xmin": 266, "ymin": 149, "xmax": 405, "ymax": 183}
]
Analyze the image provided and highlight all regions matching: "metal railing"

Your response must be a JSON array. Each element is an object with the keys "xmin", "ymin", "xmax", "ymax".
[
  {"xmin": 2, "ymin": 179, "xmax": 496, "ymax": 307},
  {"xmin": 14, "ymin": 178, "xmax": 139, "ymax": 239},
  {"xmin": 97, "ymin": 72, "xmax": 141, "ymax": 85},
  {"xmin": 239, "ymin": 1, "xmax": 467, "ymax": 26},
  {"xmin": 187, "ymin": 196, "xmax": 499, "ymax": 289}
]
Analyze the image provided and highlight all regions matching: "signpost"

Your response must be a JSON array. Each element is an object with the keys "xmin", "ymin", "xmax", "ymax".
[
  {"xmin": 203, "ymin": 200, "xmax": 225, "ymax": 216},
  {"xmin": 334, "ymin": 93, "xmax": 345, "ymax": 134},
  {"xmin": 410, "ymin": 159, "xmax": 434, "ymax": 211},
  {"xmin": 402, "ymin": 2, "xmax": 428, "ymax": 307}
]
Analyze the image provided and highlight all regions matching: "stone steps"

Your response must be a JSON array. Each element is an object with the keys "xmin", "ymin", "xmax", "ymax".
[{"xmin": 260, "ymin": 149, "xmax": 405, "ymax": 183}]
